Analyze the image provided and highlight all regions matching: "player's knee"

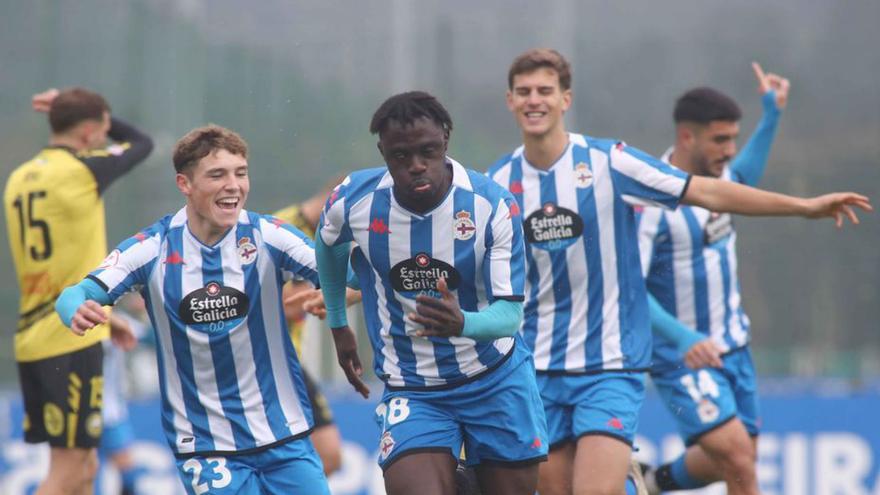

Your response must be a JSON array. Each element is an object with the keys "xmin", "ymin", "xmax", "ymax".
[{"xmin": 50, "ymin": 448, "xmax": 99, "ymax": 487}]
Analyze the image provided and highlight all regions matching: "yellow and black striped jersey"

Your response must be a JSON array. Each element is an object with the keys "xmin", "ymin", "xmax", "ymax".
[
  {"xmin": 4, "ymin": 118, "xmax": 152, "ymax": 361},
  {"xmin": 272, "ymin": 204, "xmax": 316, "ymax": 355}
]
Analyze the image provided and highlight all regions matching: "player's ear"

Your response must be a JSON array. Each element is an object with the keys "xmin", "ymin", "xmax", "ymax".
[
  {"xmin": 561, "ymin": 88, "xmax": 572, "ymax": 112},
  {"xmin": 505, "ymin": 90, "xmax": 515, "ymax": 112},
  {"xmin": 175, "ymin": 172, "xmax": 192, "ymax": 196}
]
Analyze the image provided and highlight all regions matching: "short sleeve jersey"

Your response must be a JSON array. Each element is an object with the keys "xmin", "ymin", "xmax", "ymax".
[
  {"xmin": 319, "ymin": 158, "xmax": 526, "ymax": 390},
  {"xmin": 637, "ymin": 148, "xmax": 750, "ymax": 372},
  {"xmin": 89, "ymin": 208, "xmax": 319, "ymax": 457},
  {"xmin": 487, "ymin": 133, "xmax": 690, "ymax": 373}
]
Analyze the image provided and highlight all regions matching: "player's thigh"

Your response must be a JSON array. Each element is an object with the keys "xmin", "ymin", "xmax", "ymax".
[
  {"xmin": 476, "ymin": 461, "xmax": 540, "ymax": 495},
  {"xmin": 176, "ymin": 455, "xmax": 256, "ymax": 495},
  {"xmin": 570, "ymin": 372, "xmax": 646, "ymax": 446},
  {"xmin": 572, "ymin": 434, "xmax": 632, "ymax": 495},
  {"xmin": 726, "ymin": 348, "xmax": 761, "ymax": 437},
  {"xmin": 257, "ymin": 438, "xmax": 330, "ymax": 494},
  {"xmin": 374, "ymin": 392, "xmax": 461, "ymax": 471},
  {"xmin": 535, "ymin": 373, "xmax": 575, "ymax": 448},
  {"xmin": 384, "ymin": 452, "xmax": 458, "ymax": 495},
  {"xmin": 461, "ymin": 357, "xmax": 548, "ymax": 467},
  {"xmin": 538, "ymin": 442, "xmax": 575, "ymax": 495},
  {"xmin": 18, "ymin": 342, "xmax": 104, "ymax": 449},
  {"xmin": 653, "ymin": 366, "xmax": 738, "ymax": 446}
]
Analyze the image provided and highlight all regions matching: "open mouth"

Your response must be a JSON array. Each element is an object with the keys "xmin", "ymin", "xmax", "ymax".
[
  {"xmin": 524, "ymin": 111, "xmax": 547, "ymax": 124},
  {"xmin": 216, "ymin": 197, "xmax": 240, "ymax": 211}
]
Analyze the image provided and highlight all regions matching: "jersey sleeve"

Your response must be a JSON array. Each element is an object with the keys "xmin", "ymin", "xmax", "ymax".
[
  {"xmin": 78, "ymin": 117, "xmax": 154, "ymax": 194},
  {"xmin": 259, "ymin": 215, "xmax": 319, "ymax": 287},
  {"xmin": 317, "ymin": 176, "xmax": 353, "ymax": 247},
  {"xmin": 482, "ymin": 193, "xmax": 525, "ymax": 302},
  {"xmin": 635, "ymin": 206, "xmax": 664, "ymax": 277},
  {"xmin": 88, "ymin": 229, "xmax": 161, "ymax": 302},
  {"xmin": 609, "ymin": 142, "xmax": 691, "ymax": 210}
]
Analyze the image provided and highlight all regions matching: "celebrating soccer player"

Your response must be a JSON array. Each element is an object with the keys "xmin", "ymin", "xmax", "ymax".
[
  {"xmin": 55, "ymin": 125, "xmax": 331, "ymax": 494},
  {"xmin": 487, "ymin": 48, "xmax": 871, "ymax": 495},
  {"xmin": 4, "ymin": 87, "xmax": 153, "ymax": 494},
  {"xmin": 636, "ymin": 65, "xmax": 789, "ymax": 495},
  {"xmin": 317, "ymin": 91, "xmax": 548, "ymax": 495}
]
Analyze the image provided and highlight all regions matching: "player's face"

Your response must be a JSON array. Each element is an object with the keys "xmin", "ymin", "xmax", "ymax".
[
  {"xmin": 507, "ymin": 67, "xmax": 572, "ymax": 139},
  {"xmin": 691, "ymin": 120, "xmax": 739, "ymax": 177},
  {"xmin": 378, "ymin": 116, "xmax": 451, "ymax": 214},
  {"xmin": 177, "ymin": 149, "xmax": 250, "ymax": 233}
]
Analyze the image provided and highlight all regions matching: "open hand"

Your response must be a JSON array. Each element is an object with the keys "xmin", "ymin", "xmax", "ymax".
[
  {"xmin": 32, "ymin": 88, "xmax": 60, "ymax": 113},
  {"xmin": 331, "ymin": 326, "xmax": 370, "ymax": 398},
  {"xmin": 752, "ymin": 62, "xmax": 790, "ymax": 109},
  {"xmin": 803, "ymin": 192, "xmax": 872, "ymax": 227},
  {"xmin": 410, "ymin": 278, "xmax": 464, "ymax": 338}
]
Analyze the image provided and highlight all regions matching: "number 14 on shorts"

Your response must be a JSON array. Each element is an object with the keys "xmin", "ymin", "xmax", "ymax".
[{"xmin": 182, "ymin": 457, "xmax": 232, "ymax": 494}]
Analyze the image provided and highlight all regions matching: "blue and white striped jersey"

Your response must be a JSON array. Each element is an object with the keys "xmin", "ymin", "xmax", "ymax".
[
  {"xmin": 637, "ymin": 148, "xmax": 750, "ymax": 371},
  {"xmin": 89, "ymin": 208, "xmax": 319, "ymax": 457},
  {"xmin": 487, "ymin": 133, "xmax": 690, "ymax": 373},
  {"xmin": 319, "ymin": 158, "xmax": 526, "ymax": 389}
]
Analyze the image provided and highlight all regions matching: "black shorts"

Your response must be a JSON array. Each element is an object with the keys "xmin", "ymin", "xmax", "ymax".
[
  {"xmin": 303, "ymin": 369, "xmax": 334, "ymax": 428},
  {"xmin": 18, "ymin": 342, "xmax": 104, "ymax": 448}
]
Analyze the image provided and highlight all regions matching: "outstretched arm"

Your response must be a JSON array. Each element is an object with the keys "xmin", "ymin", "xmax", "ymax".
[{"xmin": 682, "ymin": 176, "xmax": 872, "ymax": 227}]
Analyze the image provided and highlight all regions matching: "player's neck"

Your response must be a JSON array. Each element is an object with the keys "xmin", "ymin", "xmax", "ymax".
[
  {"xmin": 49, "ymin": 134, "xmax": 87, "ymax": 152},
  {"xmin": 521, "ymin": 127, "xmax": 569, "ymax": 170},
  {"xmin": 668, "ymin": 147, "xmax": 699, "ymax": 175},
  {"xmin": 185, "ymin": 207, "xmax": 231, "ymax": 247}
]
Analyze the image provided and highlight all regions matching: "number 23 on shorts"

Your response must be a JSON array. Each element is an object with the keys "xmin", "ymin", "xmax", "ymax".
[{"xmin": 182, "ymin": 457, "xmax": 232, "ymax": 494}]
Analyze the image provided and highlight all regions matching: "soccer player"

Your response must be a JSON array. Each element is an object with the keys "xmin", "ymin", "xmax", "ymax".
[
  {"xmin": 637, "ymin": 66, "xmax": 789, "ymax": 494},
  {"xmin": 4, "ymin": 87, "xmax": 153, "ymax": 495},
  {"xmin": 273, "ymin": 180, "xmax": 349, "ymax": 475},
  {"xmin": 317, "ymin": 91, "xmax": 548, "ymax": 495},
  {"xmin": 54, "ymin": 125, "xmax": 331, "ymax": 494},
  {"xmin": 486, "ymin": 48, "xmax": 871, "ymax": 495}
]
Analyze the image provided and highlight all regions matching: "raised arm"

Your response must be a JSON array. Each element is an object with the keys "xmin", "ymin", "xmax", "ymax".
[{"xmin": 729, "ymin": 62, "xmax": 789, "ymax": 186}]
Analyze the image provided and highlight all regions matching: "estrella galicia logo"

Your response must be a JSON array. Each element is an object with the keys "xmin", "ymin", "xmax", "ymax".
[
  {"xmin": 704, "ymin": 212, "xmax": 733, "ymax": 246},
  {"xmin": 179, "ymin": 282, "xmax": 249, "ymax": 331},
  {"xmin": 390, "ymin": 253, "xmax": 460, "ymax": 298},
  {"xmin": 524, "ymin": 202, "xmax": 584, "ymax": 251}
]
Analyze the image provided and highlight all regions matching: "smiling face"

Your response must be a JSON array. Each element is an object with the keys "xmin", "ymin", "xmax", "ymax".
[
  {"xmin": 378, "ymin": 116, "xmax": 451, "ymax": 214},
  {"xmin": 176, "ymin": 149, "xmax": 249, "ymax": 243},
  {"xmin": 507, "ymin": 67, "xmax": 572, "ymax": 140}
]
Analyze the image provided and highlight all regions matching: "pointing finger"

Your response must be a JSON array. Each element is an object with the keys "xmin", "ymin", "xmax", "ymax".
[{"xmin": 751, "ymin": 61, "xmax": 768, "ymax": 93}]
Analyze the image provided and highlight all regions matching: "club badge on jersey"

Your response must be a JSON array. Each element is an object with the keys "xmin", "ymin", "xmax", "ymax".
[
  {"xmin": 453, "ymin": 210, "xmax": 477, "ymax": 240},
  {"xmin": 237, "ymin": 236, "xmax": 258, "ymax": 264},
  {"xmin": 574, "ymin": 162, "xmax": 593, "ymax": 188}
]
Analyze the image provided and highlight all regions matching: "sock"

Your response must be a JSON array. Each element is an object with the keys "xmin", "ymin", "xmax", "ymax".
[
  {"xmin": 625, "ymin": 477, "xmax": 638, "ymax": 495},
  {"xmin": 655, "ymin": 455, "xmax": 709, "ymax": 491}
]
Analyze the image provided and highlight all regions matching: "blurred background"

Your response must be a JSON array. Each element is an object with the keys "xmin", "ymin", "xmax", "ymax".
[{"xmin": 1, "ymin": 1, "xmax": 878, "ymax": 493}]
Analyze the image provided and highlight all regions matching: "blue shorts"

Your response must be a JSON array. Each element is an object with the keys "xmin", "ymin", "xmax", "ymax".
[
  {"xmin": 652, "ymin": 346, "xmax": 760, "ymax": 446},
  {"xmin": 175, "ymin": 437, "xmax": 329, "ymax": 494},
  {"xmin": 100, "ymin": 420, "xmax": 135, "ymax": 456},
  {"xmin": 375, "ymin": 345, "xmax": 548, "ymax": 470},
  {"xmin": 536, "ymin": 371, "xmax": 645, "ymax": 448}
]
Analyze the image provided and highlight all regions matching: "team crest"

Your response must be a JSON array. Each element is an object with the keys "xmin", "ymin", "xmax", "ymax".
[
  {"xmin": 237, "ymin": 237, "xmax": 257, "ymax": 265},
  {"xmin": 98, "ymin": 249, "xmax": 120, "ymax": 270},
  {"xmin": 697, "ymin": 399, "xmax": 720, "ymax": 424},
  {"xmin": 574, "ymin": 163, "xmax": 593, "ymax": 188},
  {"xmin": 379, "ymin": 431, "xmax": 395, "ymax": 461},
  {"xmin": 453, "ymin": 210, "xmax": 476, "ymax": 240}
]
